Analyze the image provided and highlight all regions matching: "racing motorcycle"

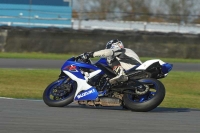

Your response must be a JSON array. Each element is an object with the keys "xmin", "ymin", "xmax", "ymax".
[{"xmin": 43, "ymin": 54, "xmax": 173, "ymax": 112}]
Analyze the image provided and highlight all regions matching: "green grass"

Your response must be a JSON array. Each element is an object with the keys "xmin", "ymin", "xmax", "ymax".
[
  {"xmin": 0, "ymin": 68, "xmax": 200, "ymax": 109},
  {"xmin": 1, "ymin": 52, "xmax": 200, "ymax": 63},
  {"xmin": 141, "ymin": 57, "xmax": 200, "ymax": 63},
  {"xmin": 0, "ymin": 52, "xmax": 75, "ymax": 60},
  {"xmin": 0, "ymin": 69, "xmax": 59, "ymax": 99},
  {"xmin": 160, "ymin": 72, "xmax": 200, "ymax": 109}
]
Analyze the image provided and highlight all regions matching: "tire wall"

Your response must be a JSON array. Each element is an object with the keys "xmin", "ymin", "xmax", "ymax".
[{"xmin": 1, "ymin": 28, "xmax": 200, "ymax": 58}]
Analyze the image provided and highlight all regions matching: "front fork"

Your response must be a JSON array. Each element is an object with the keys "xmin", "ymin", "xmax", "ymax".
[
  {"xmin": 58, "ymin": 71, "xmax": 67, "ymax": 80},
  {"xmin": 52, "ymin": 76, "xmax": 75, "ymax": 97}
]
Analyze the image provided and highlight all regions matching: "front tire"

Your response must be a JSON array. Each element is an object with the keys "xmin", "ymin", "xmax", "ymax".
[
  {"xmin": 43, "ymin": 79, "xmax": 76, "ymax": 107},
  {"xmin": 123, "ymin": 78, "xmax": 165, "ymax": 112}
]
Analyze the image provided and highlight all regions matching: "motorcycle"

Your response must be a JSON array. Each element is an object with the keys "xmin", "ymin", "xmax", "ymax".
[{"xmin": 43, "ymin": 54, "xmax": 173, "ymax": 112}]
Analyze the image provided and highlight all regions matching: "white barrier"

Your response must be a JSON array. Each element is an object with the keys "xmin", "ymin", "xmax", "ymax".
[
  {"xmin": 1, "ymin": 19, "xmax": 200, "ymax": 34},
  {"xmin": 72, "ymin": 20, "xmax": 200, "ymax": 34}
]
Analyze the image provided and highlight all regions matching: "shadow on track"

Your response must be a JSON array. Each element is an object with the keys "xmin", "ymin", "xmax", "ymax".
[
  {"xmin": 151, "ymin": 107, "xmax": 199, "ymax": 113},
  {"xmin": 64, "ymin": 103, "xmax": 200, "ymax": 113}
]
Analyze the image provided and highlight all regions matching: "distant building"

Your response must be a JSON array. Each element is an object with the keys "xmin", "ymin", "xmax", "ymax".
[{"xmin": 0, "ymin": 0, "xmax": 72, "ymax": 28}]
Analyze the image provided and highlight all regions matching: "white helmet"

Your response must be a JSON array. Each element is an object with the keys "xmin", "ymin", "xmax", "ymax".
[{"xmin": 106, "ymin": 39, "xmax": 124, "ymax": 49}]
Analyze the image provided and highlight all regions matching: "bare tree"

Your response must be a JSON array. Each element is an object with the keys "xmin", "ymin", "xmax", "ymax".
[
  {"xmin": 73, "ymin": 0, "xmax": 120, "ymax": 20},
  {"xmin": 162, "ymin": 0, "xmax": 195, "ymax": 24},
  {"xmin": 86, "ymin": 0, "xmax": 109, "ymax": 20},
  {"xmin": 189, "ymin": 0, "xmax": 200, "ymax": 24},
  {"xmin": 73, "ymin": 0, "xmax": 200, "ymax": 24},
  {"xmin": 117, "ymin": 0, "xmax": 151, "ymax": 21},
  {"xmin": 73, "ymin": 0, "xmax": 161, "ymax": 22}
]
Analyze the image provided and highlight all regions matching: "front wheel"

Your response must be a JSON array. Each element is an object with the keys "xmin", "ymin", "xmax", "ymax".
[
  {"xmin": 43, "ymin": 78, "xmax": 76, "ymax": 107},
  {"xmin": 123, "ymin": 78, "xmax": 165, "ymax": 112}
]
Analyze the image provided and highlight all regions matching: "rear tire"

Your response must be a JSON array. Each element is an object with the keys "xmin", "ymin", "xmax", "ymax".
[
  {"xmin": 123, "ymin": 78, "xmax": 165, "ymax": 112},
  {"xmin": 43, "ymin": 79, "xmax": 76, "ymax": 107}
]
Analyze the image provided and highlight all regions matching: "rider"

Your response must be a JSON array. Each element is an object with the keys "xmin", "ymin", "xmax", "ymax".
[{"xmin": 84, "ymin": 39, "xmax": 142, "ymax": 85}]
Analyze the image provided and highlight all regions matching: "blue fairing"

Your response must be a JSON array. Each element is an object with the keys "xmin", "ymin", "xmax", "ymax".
[
  {"xmin": 61, "ymin": 57, "xmax": 75, "ymax": 70},
  {"xmin": 162, "ymin": 63, "xmax": 173, "ymax": 74},
  {"xmin": 95, "ymin": 58, "xmax": 108, "ymax": 66},
  {"xmin": 74, "ymin": 87, "xmax": 98, "ymax": 100},
  {"xmin": 61, "ymin": 57, "xmax": 100, "ymax": 71},
  {"xmin": 61, "ymin": 57, "xmax": 103, "ymax": 80}
]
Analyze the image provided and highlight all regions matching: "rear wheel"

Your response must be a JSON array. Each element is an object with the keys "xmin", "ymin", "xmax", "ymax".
[
  {"xmin": 43, "ymin": 78, "xmax": 76, "ymax": 107},
  {"xmin": 123, "ymin": 78, "xmax": 165, "ymax": 112}
]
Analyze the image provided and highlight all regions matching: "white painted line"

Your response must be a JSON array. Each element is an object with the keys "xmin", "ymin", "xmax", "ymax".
[{"xmin": 0, "ymin": 97, "xmax": 42, "ymax": 101}]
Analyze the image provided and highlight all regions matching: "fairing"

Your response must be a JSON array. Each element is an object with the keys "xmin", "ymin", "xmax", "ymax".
[
  {"xmin": 162, "ymin": 63, "xmax": 173, "ymax": 74},
  {"xmin": 62, "ymin": 61, "xmax": 99, "ymax": 71},
  {"xmin": 62, "ymin": 57, "xmax": 102, "ymax": 100},
  {"xmin": 61, "ymin": 57, "xmax": 172, "ymax": 101},
  {"xmin": 95, "ymin": 58, "xmax": 108, "ymax": 66}
]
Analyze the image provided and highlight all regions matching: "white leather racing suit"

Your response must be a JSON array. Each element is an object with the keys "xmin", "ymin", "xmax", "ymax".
[{"xmin": 93, "ymin": 48, "xmax": 142, "ymax": 84}]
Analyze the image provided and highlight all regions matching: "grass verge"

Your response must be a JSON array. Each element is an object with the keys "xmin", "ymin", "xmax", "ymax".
[
  {"xmin": 1, "ymin": 52, "xmax": 200, "ymax": 63},
  {"xmin": 0, "ymin": 68, "xmax": 200, "ymax": 109}
]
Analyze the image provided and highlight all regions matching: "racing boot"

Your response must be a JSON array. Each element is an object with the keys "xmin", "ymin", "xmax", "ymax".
[{"xmin": 109, "ymin": 66, "xmax": 128, "ymax": 85}]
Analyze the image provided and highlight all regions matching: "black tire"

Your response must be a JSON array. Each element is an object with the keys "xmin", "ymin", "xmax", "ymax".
[
  {"xmin": 123, "ymin": 78, "xmax": 165, "ymax": 112},
  {"xmin": 43, "ymin": 79, "xmax": 76, "ymax": 107}
]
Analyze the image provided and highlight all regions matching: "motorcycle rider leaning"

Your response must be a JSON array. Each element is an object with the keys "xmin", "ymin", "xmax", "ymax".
[{"xmin": 84, "ymin": 39, "xmax": 142, "ymax": 85}]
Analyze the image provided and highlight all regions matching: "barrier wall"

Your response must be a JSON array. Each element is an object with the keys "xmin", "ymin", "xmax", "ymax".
[{"xmin": 1, "ymin": 27, "xmax": 200, "ymax": 58}]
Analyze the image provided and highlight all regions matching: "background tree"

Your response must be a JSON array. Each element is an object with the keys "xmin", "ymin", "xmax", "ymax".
[
  {"xmin": 119, "ymin": 0, "xmax": 151, "ymax": 22},
  {"xmin": 160, "ymin": 0, "xmax": 196, "ymax": 24},
  {"xmin": 73, "ymin": 0, "xmax": 200, "ymax": 24}
]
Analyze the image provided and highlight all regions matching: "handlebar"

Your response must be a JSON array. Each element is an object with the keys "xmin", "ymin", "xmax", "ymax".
[
  {"xmin": 75, "ymin": 54, "xmax": 85, "ymax": 60},
  {"xmin": 75, "ymin": 53, "xmax": 91, "ymax": 64}
]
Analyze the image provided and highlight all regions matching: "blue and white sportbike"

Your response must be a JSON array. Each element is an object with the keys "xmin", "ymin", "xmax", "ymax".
[{"xmin": 43, "ymin": 54, "xmax": 173, "ymax": 112}]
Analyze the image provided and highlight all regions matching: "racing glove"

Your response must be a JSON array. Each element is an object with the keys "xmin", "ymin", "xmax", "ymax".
[{"xmin": 83, "ymin": 52, "xmax": 94, "ymax": 59}]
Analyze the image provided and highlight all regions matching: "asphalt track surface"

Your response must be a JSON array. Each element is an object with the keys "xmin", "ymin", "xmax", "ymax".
[
  {"xmin": 1, "ymin": 98, "xmax": 200, "ymax": 133},
  {"xmin": 0, "ymin": 58, "xmax": 200, "ymax": 133}
]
